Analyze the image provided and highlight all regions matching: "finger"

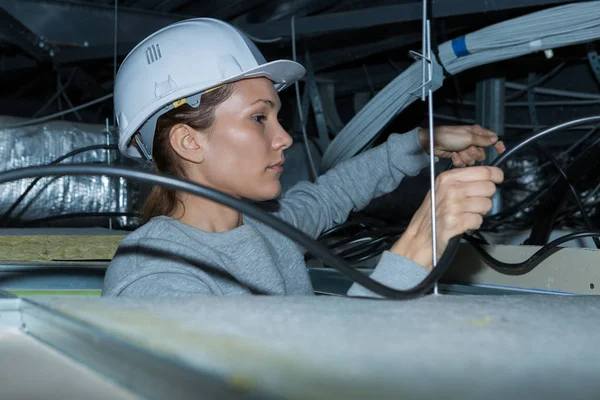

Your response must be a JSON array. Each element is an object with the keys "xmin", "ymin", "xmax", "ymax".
[
  {"xmin": 441, "ymin": 213, "xmax": 483, "ymax": 240},
  {"xmin": 459, "ymin": 197, "xmax": 494, "ymax": 215},
  {"xmin": 469, "ymin": 124, "xmax": 498, "ymax": 139},
  {"xmin": 460, "ymin": 180, "xmax": 497, "ymax": 198},
  {"xmin": 467, "ymin": 127, "xmax": 499, "ymax": 148},
  {"xmin": 494, "ymin": 140, "xmax": 506, "ymax": 154},
  {"xmin": 451, "ymin": 152, "xmax": 466, "ymax": 168},
  {"xmin": 458, "ymin": 151, "xmax": 476, "ymax": 166},
  {"xmin": 461, "ymin": 213, "xmax": 485, "ymax": 232},
  {"xmin": 441, "ymin": 165, "xmax": 504, "ymax": 184},
  {"xmin": 466, "ymin": 146, "xmax": 485, "ymax": 162}
]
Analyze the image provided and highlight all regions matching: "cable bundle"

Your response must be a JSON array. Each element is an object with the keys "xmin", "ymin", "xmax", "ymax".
[
  {"xmin": 320, "ymin": 60, "xmax": 444, "ymax": 169},
  {"xmin": 321, "ymin": 1, "xmax": 600, "ymax": 170}
]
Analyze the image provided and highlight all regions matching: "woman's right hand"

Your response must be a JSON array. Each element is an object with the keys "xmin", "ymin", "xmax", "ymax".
[{"xmin": 390, "ymin": 166, "xmax": 504, "ymax": 270}]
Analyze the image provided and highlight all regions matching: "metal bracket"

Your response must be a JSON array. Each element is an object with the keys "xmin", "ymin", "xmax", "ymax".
[
  {"xmin": 588, "ymin": 49, "xmax": 600, "ymax": 85},
  {"xmin": 409, "ymin": 50, "xmax": 444, "ymax": 99},
  {"xmin": 304, "ymin": 49, "xmax": 330, "ymax": 153}
]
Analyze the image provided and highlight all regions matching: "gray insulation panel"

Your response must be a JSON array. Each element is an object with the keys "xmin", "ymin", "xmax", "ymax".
[{"xmin": 0, "ymin": 116, "xmax": 139, "ymax": 224}]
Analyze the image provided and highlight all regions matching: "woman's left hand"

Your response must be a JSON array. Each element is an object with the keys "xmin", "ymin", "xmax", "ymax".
[{"xmin": 418, "ymin": 125, "xmax": 506, "ymax": 167}]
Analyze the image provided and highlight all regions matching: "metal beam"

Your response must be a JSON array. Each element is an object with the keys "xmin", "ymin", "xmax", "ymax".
[
  {"xmin": 0, "ymin": 7, "xmax": 51, "ymax": 60},
  {"xmin": 241, "ymin": 0, "xmax": 581, "ymax": 38},
  {"xmin": 312, "ymin": 32, "xmax": 424, "ymax": 72},
  {"xmin": 55, "ymin": 42, "xmax": 139, "ymax": 63},
  {"xmin": 476, "ymin": 77, "xmax": 505, "ymax": 214},
  {"xmin": 180, "ymin": 0, "xmax": 270, "ymax": 20},
  {"xmin": 0, "ymin": 55, "xmax": 37, "ymax": 72},
  {"xmin": 1, "ymin": 0, "xmax": 183, "ymax": 49}
]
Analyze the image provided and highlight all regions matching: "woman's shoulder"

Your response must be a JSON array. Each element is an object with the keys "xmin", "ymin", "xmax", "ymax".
[{"xmin": 121, "ymin": 216, "xmax": 180, "ymax": 242}]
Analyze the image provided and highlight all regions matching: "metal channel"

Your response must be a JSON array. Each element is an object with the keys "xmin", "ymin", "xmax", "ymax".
[{"xmin": 18, "ymin": 298, "xmax": 271, "ymax": 400}]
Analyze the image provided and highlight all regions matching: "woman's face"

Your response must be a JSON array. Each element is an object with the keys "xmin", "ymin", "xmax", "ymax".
[{"xmin": 198, "ymin": 77, "xmax": 293, "ymax": 200}]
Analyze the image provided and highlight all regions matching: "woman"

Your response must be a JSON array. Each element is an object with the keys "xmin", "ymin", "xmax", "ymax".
[{"xmin": 102, "ymin": 18, "xmax": 504, "ymax": 298}]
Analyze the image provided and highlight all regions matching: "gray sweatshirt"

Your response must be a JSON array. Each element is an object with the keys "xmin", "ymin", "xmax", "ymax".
[{"xmin": 102, "ymin": 129, "xmax": 431, "ymax": 298}]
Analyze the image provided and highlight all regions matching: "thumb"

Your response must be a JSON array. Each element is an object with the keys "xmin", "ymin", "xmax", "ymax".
[{"xmin": 469, "ymin": 131, "xmax": 498, "ymax": 148}]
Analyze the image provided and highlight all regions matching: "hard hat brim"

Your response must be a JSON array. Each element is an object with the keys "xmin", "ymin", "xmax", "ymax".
[{"xmin": 221, "ymin": 59, "xmax": 306, "ymax": 91}]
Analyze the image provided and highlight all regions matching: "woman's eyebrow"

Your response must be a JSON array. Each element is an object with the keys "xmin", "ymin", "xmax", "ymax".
[{"xmin": 250, "ymin": 99, "xmax": 280, "ymax": 109}]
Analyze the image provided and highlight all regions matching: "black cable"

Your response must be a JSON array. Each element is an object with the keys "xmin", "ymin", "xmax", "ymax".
[
  {"xmin": 487, "ymin": 117, "xmax": 600, "ymax": 230},
  {"xmin": 0, "ymin": 164, "xmax": 460, "ymax": 300},
  {"xmin": 465, "ymin": 116, "xmax": 600, "ymax": 276},
  {"xmin": 22, "ymin": 212, "xmax": 139, "ymax": 227},
  {"xmin": 505, "ymin": 62, "xmax": 566, "ymax": 101},
  {"xmin": 464, "ymin": 231, "xmax": 600, "ymax": 276},
  {"xmin": 337, "ymin": 235, "xmax": 395, "ymax": 258},
  {"xmin": 491, "ymin": 116, "xmax": 600, "ymax": 167},
  {"xmin": 319, "ymin": 215, "xmax": 386, "ymax": 240},
  {"xmin": 531, "ymin": 143, "xmax": 600, "ymax": 248},
  {"xmin": 328, "ymin": 226, "xmax": 405, "ymax": 249},
  {"xmin": 1, "ymin": 144, "xmax": 119, "ymax": 226}
]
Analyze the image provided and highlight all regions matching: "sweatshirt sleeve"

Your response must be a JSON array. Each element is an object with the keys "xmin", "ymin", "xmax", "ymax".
[
  {"xmin": 276, "ymin": 129, "xmax": 430, "ymax": 239},
  {"xmin": 346, "ymin": 251, "xmax": 430, "ymax": 298}
]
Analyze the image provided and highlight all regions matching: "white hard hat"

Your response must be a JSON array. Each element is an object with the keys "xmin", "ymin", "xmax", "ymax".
[{"xmin": 114, "ymin": 18, "xmax": 306, "ymax": 159}]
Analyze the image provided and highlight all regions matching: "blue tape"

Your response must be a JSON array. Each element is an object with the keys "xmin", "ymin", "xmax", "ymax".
[{"xmin": 451, "ymin": 36, "xmax": 469, "ymax": 58}]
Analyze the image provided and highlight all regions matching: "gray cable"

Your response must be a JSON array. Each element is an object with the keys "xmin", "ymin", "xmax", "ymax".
[
  {"xmin": 447, "ymin": 98, "xmax": 600, "ymax": 107},
  {"xmin": 1, "ymin": 94, "xmax": 114, "ymax": 129},
  {"xmin": 322, "ymin": 2, "xmax": 600, "ymax": 170},
  {"xmin": 505, "ymin": 82, "xmax": 600, "ymax": 100},
  {"xmin": 432, "ymin": 113, "xmax": 596, "ymax": 131},
  {"xmin": 292, "ymin": 15, "xmax": 319, "ymax": 180}
]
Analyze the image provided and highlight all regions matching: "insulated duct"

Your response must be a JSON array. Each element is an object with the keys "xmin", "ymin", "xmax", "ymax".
[
  {"xmin": 321, "ymin": 1, "xmax": 600, "ymax": 170},
  {"xmin": 0, "ymin": 116, "xmax": 140, "ymax": 226}
]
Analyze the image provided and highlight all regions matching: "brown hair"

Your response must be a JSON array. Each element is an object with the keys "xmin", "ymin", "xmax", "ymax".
[{"xmin": 141, "ymin": 84, "xmax": 235, "ymax": 222}]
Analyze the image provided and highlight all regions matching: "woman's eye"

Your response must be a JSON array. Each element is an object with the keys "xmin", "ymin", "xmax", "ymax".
[{"xmin": 253, "ymin": 115, "xmax": 266, "ymax": 123}]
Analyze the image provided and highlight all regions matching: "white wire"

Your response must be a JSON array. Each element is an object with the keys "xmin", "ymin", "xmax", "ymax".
[
  {"xmin": 431, "ymin": 113, "xmax": 596, "ymax": 131},
  {"xmin": 2, "ymin": 94, "xmax": 114, "ymax": 129},
  {"xmin": 505, "ymin": 82, "xmax": 600, "ymax": 100},
  {"xmin": 245, "ymin": 32, "xmax": 284, "ymax": 43},
  {"xmin": 113, "ymin": 0, "xmax": 118, "ymax": 126},
  {"xmin": 292, "ymin": 15, "xmax": 319, "ymax": 180},
  {"xmin": 447, "ymin": 99, "xmax": 600, "ymax": 107}
]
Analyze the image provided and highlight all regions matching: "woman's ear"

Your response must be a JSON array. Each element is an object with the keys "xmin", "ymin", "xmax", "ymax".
[{"xmin": 169, "ymin": 124, "xmax": 206, "ymax": 163}]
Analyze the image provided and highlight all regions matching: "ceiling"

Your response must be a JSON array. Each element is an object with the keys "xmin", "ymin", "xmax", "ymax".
[{"xmin": 0, "ymin": 0, "xmax": 591, "ymax": 129}]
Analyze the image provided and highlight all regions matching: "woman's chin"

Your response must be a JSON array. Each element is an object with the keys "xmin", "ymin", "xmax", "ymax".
[{"xmin": 249, "ymin": 181, "xmax": 282, "ymax": 201}]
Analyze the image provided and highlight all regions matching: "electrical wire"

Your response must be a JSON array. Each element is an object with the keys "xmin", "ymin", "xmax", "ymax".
[
  {"xmin": 502, "ymin": 125, "xmax": 600, "ymax": 180},
  {"xmin": 1, "ymin": 144, "xmax": 118, "ymax": 226},
  {"xmin": 291, "ymin": 15, "xmax": 318, "ymax": 181},
  {"xmin": 0, "ymin": 163, "xmax": 460, "ymax": 300},
  {"xmin": 464, "ymin": 231, "xmax": 600, "ymax": 275},
  {"xmin": 505, "ymin": 82, "xmax": 600, "ymax": 100},
  {"xmin": 32, "ymin": 68, "xmax": 77, "ymax": 119},
  {"xmin": 1, "ymin": 94, "xmax": 114, "ymax": 129},
  {"xmin": 465, "ymin": 116, "xmax": 600, "ymax": 275},
  {"xmin": 232, "ymin": 22, "xmax": 284, "ymax": 43},
  {"xmin": 531, "ymin": 143, "xmax": 600, "ymax": 248},
  {"xmin": 486, "ymin": 119, "xmax": 600, "ymax": 225},
  {"xmin": 446, "ymin": 99, "xmax": 600, "ymax": 108},
  {"xmin": 492, "ymin": 116, "xmax": 600, "ymax": 167},
  {"xmin": 432, "ymin": 113, "xmax": 596, "ymax": 131},
  {"xmin": 505, "ymin": 62, "xmax": 567, "ymax": 101},
  {"xmin": 244, "ymin": 31, "xmax": 284, "ymax": 43}
]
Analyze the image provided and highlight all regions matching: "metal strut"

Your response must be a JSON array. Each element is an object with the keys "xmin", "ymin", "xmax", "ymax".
[{"xmin": 410, "ymin": 1, "xmax": 439, "ymax": 294}]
